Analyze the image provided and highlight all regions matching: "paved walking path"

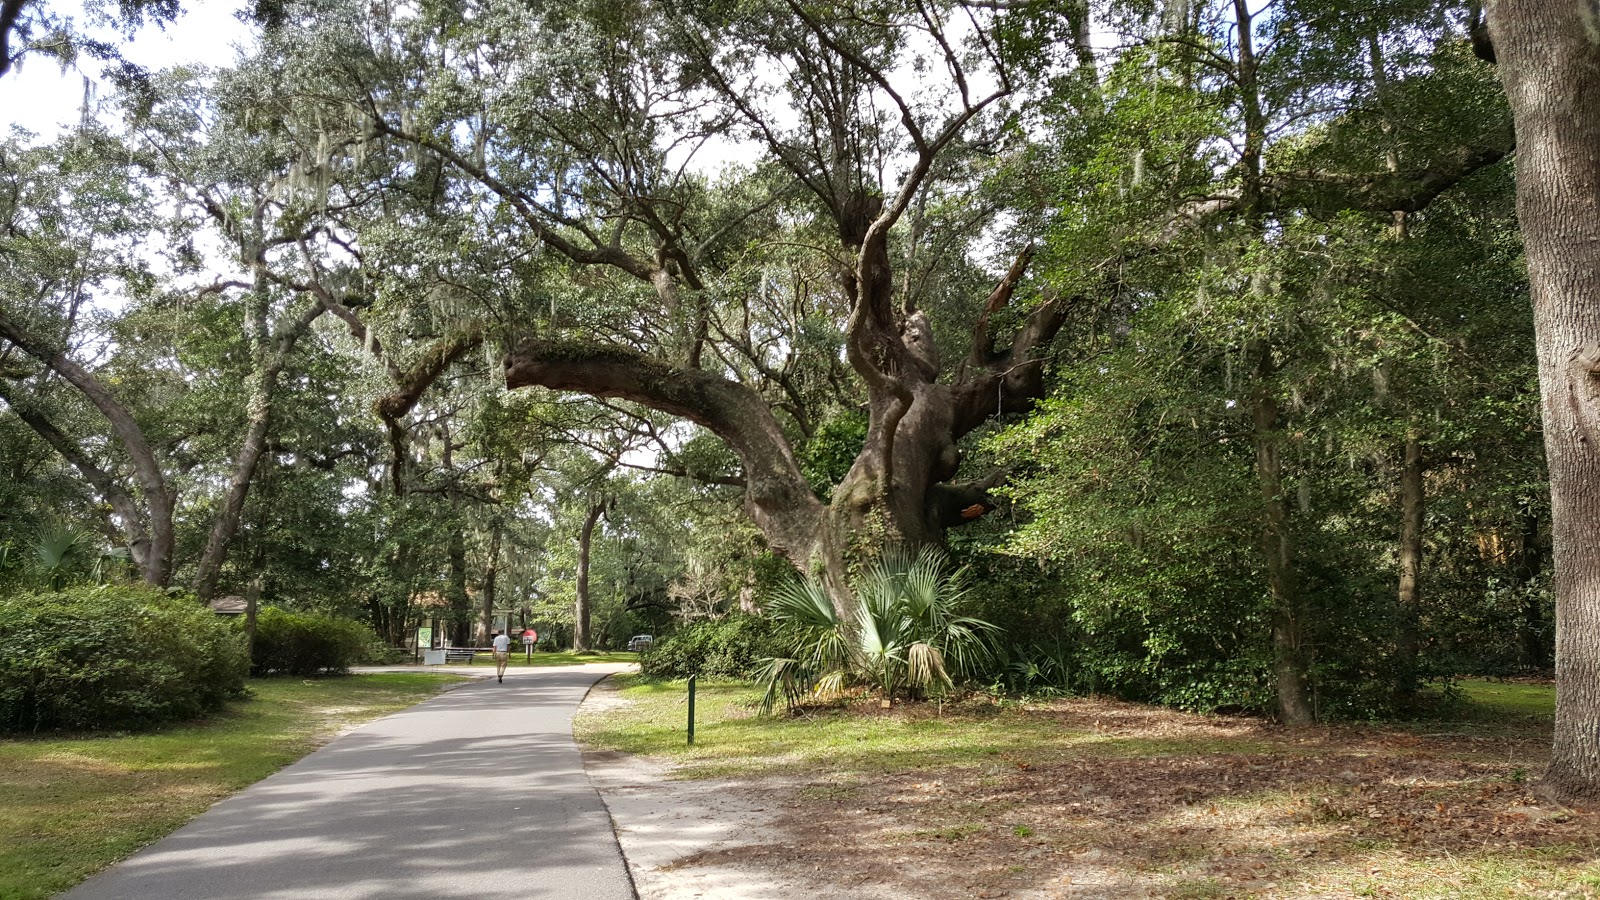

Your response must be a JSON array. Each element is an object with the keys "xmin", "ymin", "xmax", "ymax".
[{"xmin": 62, "ymin": 664, "xmax": 637, "ymax": 900}]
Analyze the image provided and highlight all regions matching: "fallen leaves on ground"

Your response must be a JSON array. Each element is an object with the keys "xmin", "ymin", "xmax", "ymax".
[{"xmin": 672, "ymin": 696, "xmax": 1596, "ymax": 899}]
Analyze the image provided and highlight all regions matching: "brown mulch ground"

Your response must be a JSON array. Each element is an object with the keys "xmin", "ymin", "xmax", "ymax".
[{"xmin": 672, "ymin": 697, "xmax": 1598, "ymax": 899}]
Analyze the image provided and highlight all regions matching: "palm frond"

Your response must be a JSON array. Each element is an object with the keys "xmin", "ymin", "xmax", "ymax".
[
  {"xmin": 906, "ymin": 641, "xmax": 953, "ymax": 693},
  {"xmin": 766, "ymin": 577, "xmax": 838, "ymax": 628},
  {"xmin": 756, "ymin": 656, "xmax": 810, "ymax": 716}
]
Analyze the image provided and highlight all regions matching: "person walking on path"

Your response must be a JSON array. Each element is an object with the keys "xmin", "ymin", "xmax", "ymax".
[{"xmin": 493, "ymin": 629, "xmax": 511, "ymax": 682}]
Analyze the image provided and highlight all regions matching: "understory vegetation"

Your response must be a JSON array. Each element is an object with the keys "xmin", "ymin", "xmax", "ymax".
[
  {"xmin": 0, "ymin": 585, "xmax": 247, "ymax": 733},
  {"xmin": 250, "ymin": 606, "xmax": 376, "ymax": 676}
]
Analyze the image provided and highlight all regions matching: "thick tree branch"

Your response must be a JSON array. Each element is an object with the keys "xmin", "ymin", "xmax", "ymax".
[
  {"xmin": 968, "ymin": 245, "xmax": 1035, "ymax": 365},
  {"xmin": 1261, "ymin": 128, "xmax": 1516, "ymax": 215},
  {"xmin": 374, "ymin": 328, "xmax": 485, "ymax": 424},
  {"xmin": 504, "ymin": 337, "xmax": 824, "ymax": 559},
  {"xmin": 0, "ymin": 382, "xmax": 152, "ymax": 568},
  {"xmin": 374, "ymin": 327, "xmax": 483, "ymax": 493},
  {"xmin": 0, "ymin": 308, "xmax": 174, "ymax": 583},
  {"xmin": 952, "ymin": 287, "xmax": 1089, "ymax": 439}
]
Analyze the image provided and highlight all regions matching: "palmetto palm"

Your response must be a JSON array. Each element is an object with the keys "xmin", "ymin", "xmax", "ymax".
[
  {"xmin": 758, "ymin": 547, "xmax": 997, "ymax": 713},
  {"xmin": 32, "ymin": 525, "xmax": 94, "ymax": 591}
]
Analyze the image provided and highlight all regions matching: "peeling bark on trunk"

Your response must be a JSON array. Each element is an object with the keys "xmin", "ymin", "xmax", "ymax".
[
  {"xmin": 574, "ymin": 501, "xmax": 604, "ymax": 652},
  {"xmin": 1486, "ymin": 0, "xmax": 1600, "ymax": 801}
]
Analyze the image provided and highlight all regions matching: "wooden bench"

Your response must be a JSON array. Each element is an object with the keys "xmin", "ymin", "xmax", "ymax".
[{"xmin": 443, "ymin": 647, "xmax": 491, "ymax": 663}]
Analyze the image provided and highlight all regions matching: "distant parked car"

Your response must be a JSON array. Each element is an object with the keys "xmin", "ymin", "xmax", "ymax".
[{"xmin": 627, "ymin": 634, "xmax": 654, "ymax": 652}]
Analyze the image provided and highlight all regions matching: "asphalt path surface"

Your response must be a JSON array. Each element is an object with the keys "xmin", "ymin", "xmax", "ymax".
[{"xmin": 61, "ymin": 664, "xmax": 637, "ymax": 900}]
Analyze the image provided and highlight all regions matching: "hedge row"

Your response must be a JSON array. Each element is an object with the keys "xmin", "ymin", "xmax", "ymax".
[
  {"xmin": 639, "ymin": 615, "xmax": 783, "ymax": 680},
  {"xmin": 0, "ymin": 585, "xmax": 248, "ymax": 733},
  {"xmin": 250, "ymin": 606, "xmax": 372, "ymax": 676}
]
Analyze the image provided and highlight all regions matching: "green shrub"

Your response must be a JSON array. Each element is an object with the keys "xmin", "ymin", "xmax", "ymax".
[
  {"xmin": 356, "ymin": 639, "xmax": 412, "ymax": 665},
  {"xmin": 0, "ymin": 584, "xmax": 248, "ymax": 733},
  {"xmin": 639, "ymin": 615, "xmax": 782, "ymax": 680},
  {"xmin": 250, "ymin": 607, "xmax": 372, "ymax": 676},
  {"xmin": 757, "ymin": 547, "xmax": 998, "ymax": 713}
]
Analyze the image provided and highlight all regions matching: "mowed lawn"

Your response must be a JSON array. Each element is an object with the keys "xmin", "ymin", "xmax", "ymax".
[
  {"xmin": 577, "ymin": 675, "xmax": 1599, "ymax": 899},
  {"xmin": 0, "ymin": 673, "xmax": 461, "ymax": 900}
]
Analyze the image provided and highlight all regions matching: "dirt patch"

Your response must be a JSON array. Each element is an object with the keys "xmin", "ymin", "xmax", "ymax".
[{"xmin": 582, "ymin": 687, "xmax": 1600, "ymax": 899}]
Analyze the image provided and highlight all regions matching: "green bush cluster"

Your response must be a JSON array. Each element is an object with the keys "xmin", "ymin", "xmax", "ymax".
[
  {"xmin": 639, "ymin": 615, "xmax": 782, "ymax": 679},
  {"xmin": 0, "ymin": 585, "xmax": 248, "ymax": 733},
  {"xmin": 250, "ymin": 607, "xmax": 372, "ymax": 676}
]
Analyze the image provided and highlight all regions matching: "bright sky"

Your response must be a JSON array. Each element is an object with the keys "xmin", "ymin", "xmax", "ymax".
[{"xmin": 4, "ymin": 2, "xmax": 252, "ymax": 140}]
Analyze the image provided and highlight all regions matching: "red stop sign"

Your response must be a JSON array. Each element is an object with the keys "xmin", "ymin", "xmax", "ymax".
[{"xmin": 522, "ymin": 629, "xmax": 538, "ymax": 643}]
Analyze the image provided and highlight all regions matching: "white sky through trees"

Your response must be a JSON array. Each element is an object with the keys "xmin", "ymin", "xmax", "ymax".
[{"xmin": 4, "ymin": 2, "xmax": 251, "ymax": 139}]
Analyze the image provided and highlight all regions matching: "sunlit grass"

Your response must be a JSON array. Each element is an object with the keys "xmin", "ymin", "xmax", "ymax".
[
  {"xmin": 0, "ymin": 673, "xmax": 461, "ymax": 900},
  {"xmin": 573, "ymin": 675, "xmax": 1275, "ymax": 780},
  {"xmin": 1455, "ymin": 678, "xmax": 1556, "ymax": 720}
]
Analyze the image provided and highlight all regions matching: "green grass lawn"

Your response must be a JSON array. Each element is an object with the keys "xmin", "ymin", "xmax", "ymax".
[
  {"xmin": 1454, "ymin": 677, "xmax": 1557, "ymax": 720},
  {"xmin": 574, "ymin": 675, "xmax": 1277, "ymax": 779},
  {"xmin": 576, "ymin": 675, "xmax": 1588, "ymax": 900},
  {"xmin": 433, "ymin": 650, "xmax": 639, "ymax": 667},
  {"xmin": 0, "ymin": 673, "xmax": 461, "ymax": 900}
]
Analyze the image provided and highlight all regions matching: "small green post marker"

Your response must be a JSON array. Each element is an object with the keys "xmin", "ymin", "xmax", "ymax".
[{"xmin": 687, "ymin": 674, "xmax": 697, "ymax": 746}]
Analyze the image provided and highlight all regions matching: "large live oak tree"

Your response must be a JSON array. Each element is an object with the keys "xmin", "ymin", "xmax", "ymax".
[
  {"xmin": 234, "ymin": 0, "xmax": 1087, "ymax": 617},
  {"xmin": 236, "ymin": 0, "xmax": 1525, "ymax": 634}
]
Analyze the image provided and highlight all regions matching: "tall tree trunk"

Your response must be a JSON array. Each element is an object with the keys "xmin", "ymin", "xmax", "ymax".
[
  {"xmin": 1252, "ymin": 345, "xmax": 1314, "ymax": 726},
  {"xmin": 243, "ymin": 550, "xmax": 264, "ymax": 665},
  {"xmin": 478, "ymin": 517, "xmax": 502, "ymax": 644},
  {"xmin": 574, "ymin": 501, "xmax": 604, "ymax": 652},
  {"xmin": 1395, "ymin": 433, "xmax": 1425, "ymax": 700},
  {"xmin": 1233, "ymin": 0, "xmax": 1310, "ymax": 725},
  {"xmin": 441, "ymin": 421, "xmax": 473, "ymax": 646},
  {"xmin": 194, "ymin": 299, "xmax": 325, "ymax": 601},
  {"xmin": 448, "ymin": 524, "xmax": 470, "ymax": 645},
  {"xmin": 1486, "ymin": 0, "xmax": 1600, "ymax": 801}
]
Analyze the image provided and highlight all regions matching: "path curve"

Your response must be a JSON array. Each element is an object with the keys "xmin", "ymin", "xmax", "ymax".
[{"xmin": 61, "ymin": 664, "xmax": 636, "ymax": 900}]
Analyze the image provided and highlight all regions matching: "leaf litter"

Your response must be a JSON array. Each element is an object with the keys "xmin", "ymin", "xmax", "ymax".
[{"xmin": 586, "ymin": 686, "xmax": 1600, "ymax": 899}]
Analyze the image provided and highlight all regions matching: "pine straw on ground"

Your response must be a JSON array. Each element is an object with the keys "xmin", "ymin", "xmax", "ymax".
[{"xmin": 670, "ymin": 697, "xmax": 1598, "ymax": 899}]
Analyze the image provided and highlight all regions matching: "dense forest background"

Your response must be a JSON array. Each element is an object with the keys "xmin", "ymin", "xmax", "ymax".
[{"xmin": 0, "ymin": 0, "xmax": 1564, "ymax": 728}]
